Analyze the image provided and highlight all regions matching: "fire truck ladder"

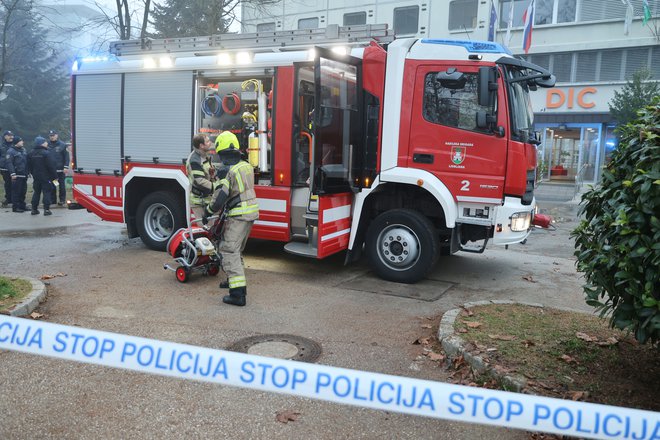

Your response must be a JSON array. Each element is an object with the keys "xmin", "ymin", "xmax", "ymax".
[{"xmin": 109, "ymin": 24, "xmax": 394, "ymax": 57}]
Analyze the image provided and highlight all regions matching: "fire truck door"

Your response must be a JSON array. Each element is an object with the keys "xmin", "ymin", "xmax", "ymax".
[
  {"xmin": 407, "ymin": 64, "xmax": 507, "ymax": 202},
  {"xmin": 311, "ymin": 48, "xmax": 363, "ymax": 258}
]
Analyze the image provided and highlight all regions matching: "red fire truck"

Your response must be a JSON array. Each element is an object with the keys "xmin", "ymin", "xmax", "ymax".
[{"xmin": 70, "ymin": 25, "xmax": 555, "ymax": 283}]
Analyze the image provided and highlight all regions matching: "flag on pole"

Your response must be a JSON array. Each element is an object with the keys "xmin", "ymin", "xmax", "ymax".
[
  {"xmin": 623, "ymin": 0, "xmax": 633, "ymax": 35},
  {"xmin": 522, "ymin": 0, "xmax": 535, "ymax": 54},
  {"xmin": 505, "ymin": 0, "xmax": 514, "ymax": 47},
  {"xmin": 488, "ymin": 0, "xmax": 498, "ymax": 41},
  {"xmin": 642, "ymin": 0, "xmax": 652, "ymax": 25}
]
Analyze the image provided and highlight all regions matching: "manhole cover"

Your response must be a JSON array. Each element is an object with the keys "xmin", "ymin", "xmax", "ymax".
[{"xmin": 227, "ymin": 334, "xmax": 322, "ymax": 363}]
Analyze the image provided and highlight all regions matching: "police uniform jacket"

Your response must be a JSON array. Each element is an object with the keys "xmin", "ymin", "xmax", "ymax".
[
  {"xmin": 185, "ymin": 148, "xmax": 215, "ymax": 206},
  {"xmin": 0, "ymin": 140, "xmax": 13, "ymax": 171},
  {"xmin": 49, "ymin": 139, "xmax": 70, "ymax": 172},
  {"xmin": 207, "ymin": 159, "xmax": 258, "ymax": 221},
  {"xmin": 7, "ymin": 146, "xmax": 28, "ymax": 177},
  {"xmin": 27, "ymin": 145, "xmax": 57, "ymax": 183}
]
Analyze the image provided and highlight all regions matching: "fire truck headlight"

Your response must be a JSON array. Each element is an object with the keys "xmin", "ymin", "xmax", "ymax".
[
  {"xmin": 510, "ymin": 212, "xmax": 531, "ymax": 232},
  {"xmin": 217, "ymin": 53, "xmax": 231, "ymax": 65},
  {"xmin": 236, "ymin": 52, "xmax": 252, "ymax": 65}
]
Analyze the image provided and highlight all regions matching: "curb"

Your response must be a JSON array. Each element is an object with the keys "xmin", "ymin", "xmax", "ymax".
[
  {"xmin": 1, "ymin": 275, "xmax": 47, "ymax": 317},
  {"xmin": 438, "ymin": 300, "xmax": 546, "ymax": 393}
]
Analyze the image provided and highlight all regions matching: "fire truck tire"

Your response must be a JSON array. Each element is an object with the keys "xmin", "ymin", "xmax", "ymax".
[
  {"xmin": 136, "ymin": 191, "xmax": 186, "ymax": 251},
  {"xmin": 366, "ymin": 209, "xmax": 439, "ymax": 284}
]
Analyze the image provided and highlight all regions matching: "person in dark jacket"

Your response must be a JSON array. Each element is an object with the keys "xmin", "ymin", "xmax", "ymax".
[
  {"xmin": 1, "ymin": 130, "xmax": 15, "ymax": 207},
  {"xmin": 6, "ymin": 135, "xmax": 28, "ymax": 212},
  {"xmin": 27, "ymin": 136, "xmax": 57, "ymax": 216},
  {"xmin": 48, "ymin": 130, "xmax": 69, "ymax": 206}
]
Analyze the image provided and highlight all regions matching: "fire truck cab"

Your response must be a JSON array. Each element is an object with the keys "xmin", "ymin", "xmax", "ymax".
[{"xmin": 71, "ymin": 25, "xmax": 555, "ymax": 283}]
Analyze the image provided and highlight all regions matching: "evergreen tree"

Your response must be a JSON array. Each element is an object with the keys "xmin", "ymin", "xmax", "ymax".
[
  {"xmin": 0, "ymin": 0, "xmax": 69, "ymax": 143},
  {"xmin": 608, "ymin": 69, "xmax": 659, "ymax": 128},
  {"xmin": 150, "ymin": 0, "xmax": 234, "ymax": 38}
]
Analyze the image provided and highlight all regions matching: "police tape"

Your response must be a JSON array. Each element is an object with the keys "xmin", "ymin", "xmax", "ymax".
[{"xmin": 1, "ymin": 315, "xmax": 657, "ymax": 439}]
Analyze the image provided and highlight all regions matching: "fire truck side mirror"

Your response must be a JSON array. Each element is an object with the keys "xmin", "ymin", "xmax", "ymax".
[{"xmin": 478, "ymin": 66, "xmax": 497, "ymax": 108}]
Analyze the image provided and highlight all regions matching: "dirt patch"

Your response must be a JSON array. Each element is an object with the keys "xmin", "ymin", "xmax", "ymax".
[{"xmin": 447, "ymin": 304, "xmax": 660, "ymax": 412}]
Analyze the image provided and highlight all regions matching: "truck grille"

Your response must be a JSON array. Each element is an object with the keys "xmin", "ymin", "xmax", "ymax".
[{"xmin": 522, "ymin": 169, "xmax": 535, "ymax": 205}]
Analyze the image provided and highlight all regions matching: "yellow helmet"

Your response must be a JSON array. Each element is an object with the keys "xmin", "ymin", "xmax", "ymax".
[{"xmin": 215, "ymin": 131, "xmax": 239, "ymax": 153}]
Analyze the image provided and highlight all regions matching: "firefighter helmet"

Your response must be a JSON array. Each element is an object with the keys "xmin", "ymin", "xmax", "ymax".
[{"xmin": 215, "ymin": 131, "xmax": 239, "ymax": 153}]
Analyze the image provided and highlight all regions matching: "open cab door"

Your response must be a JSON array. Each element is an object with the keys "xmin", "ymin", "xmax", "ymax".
[{"xmin": 311, "ymin": 48, "xmax": 363, "ymax": 258}]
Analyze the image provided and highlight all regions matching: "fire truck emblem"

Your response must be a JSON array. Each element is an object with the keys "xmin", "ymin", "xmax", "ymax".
[{"xmin": 451, "ymin": 147, "xmax": 466, "ymax": 165}]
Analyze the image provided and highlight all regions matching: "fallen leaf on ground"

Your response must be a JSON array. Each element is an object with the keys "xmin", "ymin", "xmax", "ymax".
[
  {"xmin": 426, "ymin": 352, "xmax": 445, "ymax": 362},
  {"xmin": 560, "ymin": 354, "xmax": 577, "ymax": 364},
  {"xmin": 576, "ymin": 332, "xmax": 597, "ymax": 342},
  {"xmin": 522, "ymin": 275, "xmax": 537, "ymax": 283},
  {"xmin": 40, "ymin": 273, "xmax": 67, "ymax": 280},
  {"xmin": 488, "ymin": 334, "xmax": 516, "ymax": 341},
  {"xmin": 596, "ymin": 337, "xmax": 618, "ymax": 347},
  {"xmin": 522, "ymin": 339, "xmax": 535, "ymax": 347},
  {"xmin": 570, "ymin": 391, "xmax": 589, "ymax": 401},
  {"xmin": 457, "ymin": 328, "xmax": 468, "ymax": 333},
  {"xmin": 464, "ymin": 321, "xmax": 482, "ymax": 328},
  {"xmin": 412, "ymin": 337, "xmax": 430, "ymax": 345},
  {"xmin": 275, "ymin": 410, "xmax": 301, "ymax": 424},
  {"xmin": 460, "ymin": 306, "xmax": 474, "ymax": 317},
  {"xmin": 421, "ymin": 324, "xmax": 432, "ymax": 329},
  {"xmin": 30, "ymin": 312, "xmax": 44, "ymax": 319}
]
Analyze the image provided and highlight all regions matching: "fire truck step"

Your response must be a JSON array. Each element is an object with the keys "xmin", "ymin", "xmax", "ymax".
[
  {"xmin": 284, "ymin": 241, "xmax": 319, "ymax": 258},
  {"xmin": 302, "ymin": 212, "xmax": 318, "ymax": 226}
]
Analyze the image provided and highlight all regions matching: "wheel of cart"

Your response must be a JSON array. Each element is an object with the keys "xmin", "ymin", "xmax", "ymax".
[
  {"xmin": 206, "ymin": 264, "xmax": 220, "ymax": 276},
  {"xmin": 175, "ymin": 266, "xmax": 190, "ymax": 283}
]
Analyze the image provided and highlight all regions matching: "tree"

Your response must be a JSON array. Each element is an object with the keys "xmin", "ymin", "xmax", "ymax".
[
  {"xmin": 572, "ymin": 97, "xmax": 660, "ymax": 344},
  {"xmin": 149, "ymin": 0, "xmax": 279, "ymax": 39},
  {"xmin": 608, "ymin": 68, "xmax": 659, "ymax": 127},
  {"xmin": 0, "ymin": 0, "xmax": 69, "ymax": 140},
  {"xmin": 94, "ymin": 0, "xmax": 152, "ymax": 41}
]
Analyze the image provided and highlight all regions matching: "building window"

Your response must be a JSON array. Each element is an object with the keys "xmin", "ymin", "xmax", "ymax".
[
  {"xmin": 553, "ymin": 53, "xmax": 573, "ymax": 83},
  {"xmin": 393, "ymin": 6, "xmax": 419, "ymax": 35},
  {"xmin": 499, "ymin": 0, "xmax": 527, "ymax": 28},
  {"xmin": 343, "ymin": 11, "xmax": 366, "ymax": 26},
  {"xmin": 298, "ymin": 17, "xmax": 319, "ymax": 30},
  {"xmin": 534, "ymin": 0, "xmax": 554, "ymax": 25},
  {"xmin": 557, "ymin": 0, "xmax": 577, "ymax": 23},
  {"xmin": 600, "ymin": 50, "xmax": 624, "ymax": 81},
  {"xmin": 575, "ymin": 52, "xmax": 598, "ymax": 82},
  {"xmin": 423, "ymin": 72, "xmax": 491, "ymax": 133},
  {"xmin": 448, "ymin": 0, "xmax": 478, "ymax": 30},
  {"xmin": 256, "ymin": 22, "xmax": 276, "ymax": 32},
  {"xmin": 579, "ymin": 0, "xmax": 626, "ymax": 21}
]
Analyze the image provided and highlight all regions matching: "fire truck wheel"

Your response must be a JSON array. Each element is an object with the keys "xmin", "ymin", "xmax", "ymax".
[
  {"xmin": 366, "ymin": 209, "xmax": 439, "ymax": 284},
  {"xmin": 136, "ymin": 191, "xmax": 186, "ymax": 251},
  {"xmin": 175, "ymin": 266, "xmax": 189, "ymax": 283}
]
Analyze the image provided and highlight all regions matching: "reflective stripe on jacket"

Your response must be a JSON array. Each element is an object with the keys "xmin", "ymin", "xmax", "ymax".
[
  {"xmin": 208, "ymin": 160, "xmax": 258, "ymax": 221},
  {"xmin": 185, "ymin": 148, "xmax": 215, "ymax": 206}
]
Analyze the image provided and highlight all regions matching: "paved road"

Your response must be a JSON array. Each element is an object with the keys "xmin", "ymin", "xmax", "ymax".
[{"xmin": 0, "ymin": 201, "xmax": 587, "ymax": 439}]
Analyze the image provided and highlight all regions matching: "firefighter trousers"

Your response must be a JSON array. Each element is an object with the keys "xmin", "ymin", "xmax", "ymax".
[{"xmin": 218, "ymin": 217, "xmax": 253, "ymax": 289}]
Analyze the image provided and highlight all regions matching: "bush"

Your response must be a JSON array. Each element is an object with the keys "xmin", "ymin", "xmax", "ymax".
[{"xmin": 572, "ymin": 97, "xmax": 660, "ymax": 344}]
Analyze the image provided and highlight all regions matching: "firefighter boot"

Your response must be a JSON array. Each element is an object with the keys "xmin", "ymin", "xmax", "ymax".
[{"xmin": 223, "ymin": 286, "xmax": 246, "ymax": 307}]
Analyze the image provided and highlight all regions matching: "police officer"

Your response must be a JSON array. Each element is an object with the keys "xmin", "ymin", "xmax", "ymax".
[
  {"xmin": 1, "ymin": 130, "xmax": 14, "ymax": 207},
  {"xmin": 185, "ymin": 134, "xmax": 216, "ymax": 222},
  {"xmin": 6, "ymin": 135, "xmax": 28, "ymax": 212},
  {"xmin": 27, "ymin": 136, "xmax": 57, "ymax": 216},
  {"xmin": 48, "ymin": 130, "xmax": 69, "ymax": 206},
  {"xmin": 203, "ymin": 131, "xmax": 259, "ymax": 307}
]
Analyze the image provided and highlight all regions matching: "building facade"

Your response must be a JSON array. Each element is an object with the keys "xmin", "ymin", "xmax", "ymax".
[{"xmin": 242, "ymin": 0, "xmax": 660, "ymax": 184}]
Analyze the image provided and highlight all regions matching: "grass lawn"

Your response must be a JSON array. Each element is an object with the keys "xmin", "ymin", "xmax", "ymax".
[
  {"xmin": 450, "ymin": 304, "xmax": 659, "ymax": 412},
  {"xmin": 0, "ymin": 178, "xmax": 71, "ymax": 207},
  {"xmin": 0, "ymin": 276, "xmax": 33, "ymax": 312}
]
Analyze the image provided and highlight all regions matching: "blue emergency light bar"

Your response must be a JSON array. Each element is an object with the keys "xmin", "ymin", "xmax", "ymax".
[{"xmin": 421, "ymin": 39, "xmax": 512, "ymax": 55}]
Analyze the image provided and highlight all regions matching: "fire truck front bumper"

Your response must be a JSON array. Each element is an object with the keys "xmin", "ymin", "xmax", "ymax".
[{"xmin": 492, "ymin": 196, "xmax": 535, "ymax": 246}]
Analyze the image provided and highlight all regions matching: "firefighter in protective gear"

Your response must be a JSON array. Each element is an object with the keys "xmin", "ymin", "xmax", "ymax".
[
  {"xmin": 185, "ymin": 134, "xmax": 216, "ymax": 222},
  {"xmin": 203, "ymin": 131, "xmax": 258, "ymax": 307}
]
